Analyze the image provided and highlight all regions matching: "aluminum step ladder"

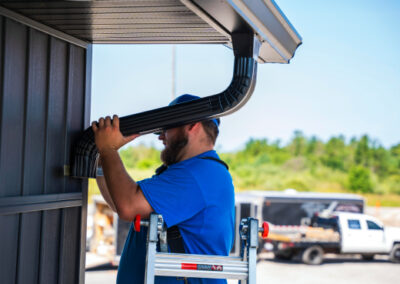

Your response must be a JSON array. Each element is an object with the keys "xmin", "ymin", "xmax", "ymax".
[{"xmin": 134, "ymin": 213, "xmax": 269, "ymax": 284}]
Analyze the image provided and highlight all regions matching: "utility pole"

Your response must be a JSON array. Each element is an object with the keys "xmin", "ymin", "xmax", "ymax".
[{"xmin": 172, "ymin": 45, "xmax": 176, "ymax": 100}]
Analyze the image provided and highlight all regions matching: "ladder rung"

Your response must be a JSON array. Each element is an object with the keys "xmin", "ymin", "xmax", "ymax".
[
  {"xmin": 155, "ymin": 262, "xmax": 248, "ymax": 272},
  {"xmin": 155, "ymin": 252, "xmax": 244, "ymax": 264},
  {"xmin": 154, "ymin": 268, "xmax": 248, "ymax": 280},
  {"xmin": 153, "ymin": 253, "xmax": 248, "ymax": 280}
]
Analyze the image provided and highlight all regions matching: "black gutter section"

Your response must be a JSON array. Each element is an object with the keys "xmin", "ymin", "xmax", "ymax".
[{"xmin": 72, "ymin": 33, "xmax": 260, "ymax": 178}]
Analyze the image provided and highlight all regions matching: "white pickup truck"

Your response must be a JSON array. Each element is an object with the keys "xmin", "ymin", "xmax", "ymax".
[{"xmin": 267, "ymin": 212, "xmax": 400, "ymax": 264}]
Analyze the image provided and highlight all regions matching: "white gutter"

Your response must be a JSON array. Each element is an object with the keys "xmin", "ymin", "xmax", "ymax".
[{"xmin": 226, "ymin": 0, "xmax": 302, "ymax": 63}]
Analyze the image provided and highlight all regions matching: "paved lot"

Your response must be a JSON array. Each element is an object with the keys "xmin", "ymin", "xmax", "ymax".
[
  {"xmin": 85, "ymin": 253, "xmax": 400, "ymax": 284},
  {"xmin": 255, "ymin": 254, "xmax": 400, "ymax": 284},
  {"xmin": 85, "ymin": 206, "xmax": 400, "ymax": 283}
]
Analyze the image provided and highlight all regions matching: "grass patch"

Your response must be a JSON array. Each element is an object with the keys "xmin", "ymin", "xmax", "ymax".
[{"xmin": 363, "ymin": 193, "xmax": 400, "ymax": 207}]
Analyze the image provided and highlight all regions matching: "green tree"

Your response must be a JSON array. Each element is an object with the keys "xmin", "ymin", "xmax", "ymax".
[
  {"xmin": 391, "ymin": 143, "xmax": 400, "ymax": 158},
  {"xmin": 243, "ymin": 138, "xmax": 269, "ymax": 157},
  {"xmin": 354, "ymin": 135, "xmax": 371, "ymax": 167},
  {"xmin": 322, "ymin": 136, "xmax": 347, "ymax": 171},
  {"xmin": 120, "ymin": 145, "xmax": 160, "ymax": 169},
  {"xmin": 306, "ymin": 136, "xmax": 318, "ymax": 155},
  {"xmin": 390, "ymin": 143, "xmax": 400, "ymax": 171},
  {"xmin": 371, "ymin": 146, "xmax": 390, "ymax": 177},
  {"xmin": 348, "ymin": 166, "xmax": 373, "ymax": 193},
  {"xmin": 289, "ymin": 130, "xmax": 307, "ymax": 156}
]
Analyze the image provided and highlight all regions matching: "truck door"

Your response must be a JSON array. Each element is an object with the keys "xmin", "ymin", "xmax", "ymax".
[
  {"xmin": 365, "ymin": 220, "xmax": 386, "ymax": 253},
  {"xmin": 341, "ymin": 218, "xmax": 369, "ymax": 253}
]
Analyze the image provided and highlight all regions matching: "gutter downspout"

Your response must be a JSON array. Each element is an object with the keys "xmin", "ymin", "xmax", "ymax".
[{"xmin": 72, "ymin": 33, "xmax": 260, "ymax": 178}]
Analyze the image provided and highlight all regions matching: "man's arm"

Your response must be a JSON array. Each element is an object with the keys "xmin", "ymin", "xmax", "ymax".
[
  {"xmin": 96, "ymin": 171, "xmax": 117, "ymax": 212},
  {"xmin": 92, "ymin": 115, "xmax": 153, "ymax": 221}
]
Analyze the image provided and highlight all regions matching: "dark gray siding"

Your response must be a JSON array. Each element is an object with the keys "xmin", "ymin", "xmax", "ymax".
[{"xmin": 0, "ymin": 15, "xmax": 90, "ymax": 284}]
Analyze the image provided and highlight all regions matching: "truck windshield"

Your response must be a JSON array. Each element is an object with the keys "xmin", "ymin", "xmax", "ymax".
[{"xmin": 367, "ymin": 220, "xmax": 383, "ymax": 230}]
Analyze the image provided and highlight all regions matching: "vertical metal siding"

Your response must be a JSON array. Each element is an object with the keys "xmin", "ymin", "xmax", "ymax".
[
  {"xmin": 17, "ymin": 211, "xmax": 41, "ymax": 284},
  {"xmin": 59, "ymin": 44, "xmax": 87, "ymax": 284},
  {"xmin": 64, "ymin": 45, "xmax": 85, "ymax": 194},
  {"xmin": 0, "ymin": 17, "xmax": 28, "ymax": 284},
  {"xmin": 39, "ymin": 36, "xmax": 68, "ymax": 284},
  {"xmin": 45, "ymin": 36, "xmax": 68, "ymax": 195},
  {"xmin": 80, "ymin": 44, "xmax": 92, "ymax": 284},
  {"xmin": 17, "ymin": 28, "xmax": 48, "ymax": 284},
  {"xmin": 0, "ymin": 14, "xmax": 89, "ymax": 284},
  {"xmin": 0, "ymin": 18, "xmax": 27, "ymax": 198},
  {"xmin": 59, "ymin": 207, "xmax": 81, "ymax": 284}
]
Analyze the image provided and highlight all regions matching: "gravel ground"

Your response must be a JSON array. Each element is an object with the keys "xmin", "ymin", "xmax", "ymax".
[
  {"xmin": 254, "ymin": 253, "xmax": 400, "ymax": 284},
  {"xmin": 85, "ymin": 253, "xmax": 400, "ymax": 284},
  {"xmin": 85, "ymin": 206, "xmax": 400, "ymax": 283}
]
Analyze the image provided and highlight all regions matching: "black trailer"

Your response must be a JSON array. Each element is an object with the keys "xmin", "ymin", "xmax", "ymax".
[{"xmin": 241, "ymin": 190, "xmax": 365, "ymax": 226}]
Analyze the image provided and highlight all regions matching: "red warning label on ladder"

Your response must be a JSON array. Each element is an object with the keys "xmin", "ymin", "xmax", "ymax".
[{"xmin": 181, "ymin": 263, "xmax": 223, "ymax": 271}]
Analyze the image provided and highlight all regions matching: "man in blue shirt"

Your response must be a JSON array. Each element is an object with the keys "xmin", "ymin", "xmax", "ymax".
[{"xmin": 93, "ymin": 95, "xmax": 235, "ymax": 284}]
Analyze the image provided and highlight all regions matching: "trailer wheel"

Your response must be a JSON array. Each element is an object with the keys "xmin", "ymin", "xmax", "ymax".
[
  {"xmin": 302, "ymin": 246, "xmax": 324, "ymax": 265},
  {"xmin": 257, "ymin": 239, "xmax": 264, "ymax": 254},
  {"xmin": 390, "ymin": 244, "xmax": 400, "ymax": 263}
]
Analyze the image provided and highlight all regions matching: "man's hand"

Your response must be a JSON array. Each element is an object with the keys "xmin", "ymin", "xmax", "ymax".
[{"xmin": 92, "ymin": 115, "xmax": 139, "ymax": 154}]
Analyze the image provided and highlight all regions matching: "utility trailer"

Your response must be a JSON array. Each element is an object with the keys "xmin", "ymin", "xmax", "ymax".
[
  {"xmin": 235, "ymin": 190, "xmax": 365, "ymax": 253},
  {"xmin": 248, "ymin": 189, "xmax": 365, "ymax": 225}
]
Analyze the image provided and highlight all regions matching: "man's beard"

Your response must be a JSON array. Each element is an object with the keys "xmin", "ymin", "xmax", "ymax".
[{"xmin": 161, "ymin": 128, "xmax": 188, "ymax": 166}]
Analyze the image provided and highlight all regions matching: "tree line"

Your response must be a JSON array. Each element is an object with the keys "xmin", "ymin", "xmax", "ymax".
[{"xmin": 119, "ymin": 131, "xmax": 400, "ymax": 196}]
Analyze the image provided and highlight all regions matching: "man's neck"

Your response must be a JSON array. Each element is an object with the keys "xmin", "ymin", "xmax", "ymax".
[{"xmin": 179, "ymin": 144, "xmax": 214, "ymax": 163}]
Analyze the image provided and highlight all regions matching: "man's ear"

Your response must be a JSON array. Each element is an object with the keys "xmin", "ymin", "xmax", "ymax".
[{"xmin": 187, "ymin": 122, "xmax": 201, "ymax": 133}]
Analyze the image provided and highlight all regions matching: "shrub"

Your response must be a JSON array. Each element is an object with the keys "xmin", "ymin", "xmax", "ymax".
[{"xmin": 348, "ymin": 166, "xmax": 373, "ymax": 193}]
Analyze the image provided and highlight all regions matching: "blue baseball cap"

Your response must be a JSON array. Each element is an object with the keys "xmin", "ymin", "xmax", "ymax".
[{"xmin": 169, "ymin": 94, "xmax": 220, "ymax": 128}]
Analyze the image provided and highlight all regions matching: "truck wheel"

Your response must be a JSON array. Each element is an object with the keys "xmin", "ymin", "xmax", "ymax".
[
  {"xmin": 361, "ymin": 254, "xmax": 374, "ymax": 261},
  {"xmin": 274, "ymin": 250, "xmax": 294, "ymax": 261},
  {"xmin": 302, "ymin": 246, "xmax": 324, "ymax": 265},
  {"xmin": 390, "ymin": 244, "xmax": 400, "ymax": 263}
]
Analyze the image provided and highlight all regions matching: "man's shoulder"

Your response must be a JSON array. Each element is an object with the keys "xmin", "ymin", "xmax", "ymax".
[{"xmin": 156, "ymin": 150, "xmax": 230, "ymax": 185}]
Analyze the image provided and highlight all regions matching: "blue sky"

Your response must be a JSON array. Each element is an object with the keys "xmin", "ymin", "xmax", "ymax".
[{"xmin": 91, "ymin": 0, "xmax": 400, "ymax": 152}]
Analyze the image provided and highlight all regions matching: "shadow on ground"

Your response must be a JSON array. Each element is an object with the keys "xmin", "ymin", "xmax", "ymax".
[
  {"xmin": 257, "ymin": 252, "xmax": 393, "ymax": 265},
  {"xmin": 86, "ymin": 263, "xmax": 118, "ymax": 272}
]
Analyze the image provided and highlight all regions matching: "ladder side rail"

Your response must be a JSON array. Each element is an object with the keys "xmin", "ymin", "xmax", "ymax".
[
  {"xmin": 144, "ymin": 214, "xmax": 160, "ymax": 284},
  {"xmin": 247, "ymin": 218, "xmax": 259, "ymax": 284}
]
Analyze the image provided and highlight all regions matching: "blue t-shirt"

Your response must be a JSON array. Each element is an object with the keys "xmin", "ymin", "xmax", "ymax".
[{"xmin": 117, "ymin": 150, "xmax": 235, "ymax": 284}]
